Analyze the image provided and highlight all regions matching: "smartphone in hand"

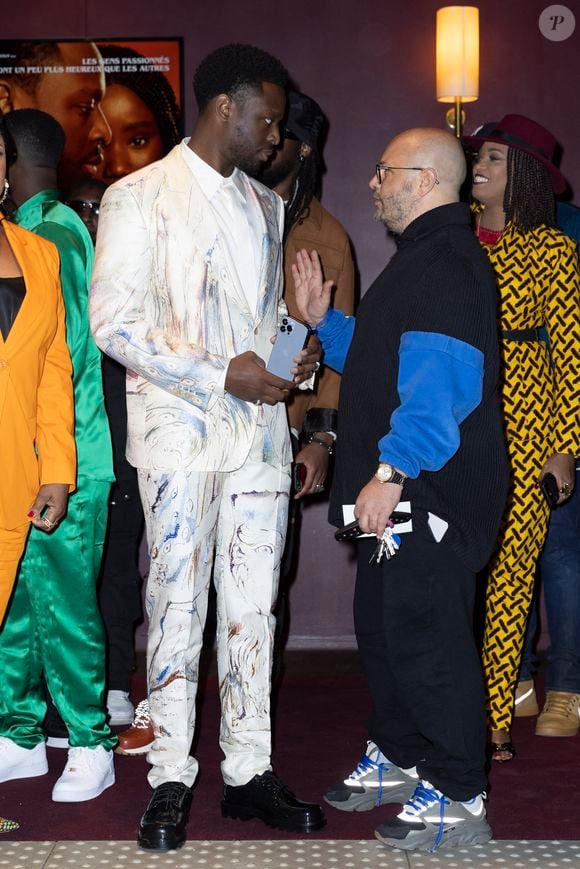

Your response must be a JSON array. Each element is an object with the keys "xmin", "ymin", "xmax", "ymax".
[
  {"xmin": 335, "ymin": 512, "xmax": 412, "ymax": 541},
  {"xmin": 293, "ymin": 462, "xmax": 307, "ymax": 493},
  {"xmin": 267, "ymin": 316, "xmax": 311, "ymax": 381},
  {"xmin": 539, "ymin": 472, "xmax": 560, "ymax": 508}
]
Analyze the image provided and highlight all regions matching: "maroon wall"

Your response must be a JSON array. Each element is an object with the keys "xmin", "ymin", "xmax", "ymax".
[{"xmin": 8, "ymin": 0, "xmax": 578, "ymax": 646}]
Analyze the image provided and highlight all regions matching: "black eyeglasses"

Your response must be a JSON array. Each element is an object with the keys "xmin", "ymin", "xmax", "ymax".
[
  {"xmin": 67, "ymin": 199, "xmax": 100, "ymax": 216},
  {"xmin": 375, "ymin": 164, "xmax": 439, "ymax": 185}
]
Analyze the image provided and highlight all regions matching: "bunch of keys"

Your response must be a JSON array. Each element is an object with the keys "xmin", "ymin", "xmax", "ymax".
[{"xmin": 369, "ymin": 522, "xmax": 401, "ymax": 565}]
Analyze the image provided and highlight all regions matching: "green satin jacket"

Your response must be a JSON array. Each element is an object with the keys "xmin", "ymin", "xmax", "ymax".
[{"xmin": 16, "ymin": 190, "xmax": 114, "ymax": 482}]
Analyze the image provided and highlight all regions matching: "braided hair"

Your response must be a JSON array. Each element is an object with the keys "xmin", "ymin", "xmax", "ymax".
[
  {"xmin": 504, "ymin": 148, "xmax": 556, "ymax": 232},
  {"xmin": 98, "ymin": 45, "xmax": 182, "ymax": 154},
  {"xmin": 0, "ymin": 115, "xmax": 17, "ymax": 218},
  {"xmin": 284, "ymin": 150, "xmax": 319, "ymax": 241},
  {"xmin": 0, "ymin": 116, "xmax": 17, "ymax": 170}
]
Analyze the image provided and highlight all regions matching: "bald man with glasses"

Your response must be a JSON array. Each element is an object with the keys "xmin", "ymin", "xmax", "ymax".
[{"xmin": 294, "ymin": 127, "xmax": 509, "ymax": 853}]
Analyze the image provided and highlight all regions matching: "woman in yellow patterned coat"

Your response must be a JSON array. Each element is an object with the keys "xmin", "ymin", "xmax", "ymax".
[{"xmin": 465, "ymin": 115, "xmax": 580, "ymax": 761}]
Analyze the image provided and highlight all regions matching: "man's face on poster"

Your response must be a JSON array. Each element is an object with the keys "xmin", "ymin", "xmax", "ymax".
[{"xmin": 1, "ymin": 42, "xmax": 111, "ymax": 190}]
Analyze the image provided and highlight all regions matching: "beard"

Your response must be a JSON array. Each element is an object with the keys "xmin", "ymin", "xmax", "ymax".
[
  {"xmin": 256, "ymin": 159, "xmax": 293, "ymax": 187},
  {"xmin": 231, "ymin": 149, "xmax": 263, "ymax": 176},
  {"xmin": 374, "ymin": 182, "xmax": 415, "ymax": 234},
  {"xmin": 228, "ymin": 123, "xmax": 266, "ymax": 176},
  {"xmin": 256, "ymin": 142, "xmax": 300, "ymax": 187}
]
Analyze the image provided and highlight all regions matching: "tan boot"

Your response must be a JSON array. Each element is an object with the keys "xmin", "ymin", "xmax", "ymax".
[
  {"xmin": 514, "ymin": 679, "xmax": 539, "ymax": 717},
  {"xmin": 535, "ymin": 691, "xmax": 580, "ymax": 737},
  {"xmin": 115, "ymin": 699, "xmax": 154, "ymax": 756}
]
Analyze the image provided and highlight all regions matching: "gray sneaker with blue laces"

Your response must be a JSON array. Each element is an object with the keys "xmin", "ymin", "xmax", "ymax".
[
  {"xmin": 374, "ymin": 779, "xmax": 492, "ymax": 851},
  {"xmin": 324, "ymin": 740, "xmax": 418, "ymax": 812}
]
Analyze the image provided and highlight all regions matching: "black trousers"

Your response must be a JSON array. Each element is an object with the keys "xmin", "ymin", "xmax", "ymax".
[
  {"xmin": 354, "ymin": 514, "xmax": 486, "ymax": 801},
  {"xmin": 98, "ymin": 358, "xmax": 144, "ymax": 692},
  {"xmin": 98, "ymin": 474, "xmax": 144, "ymax": 691}
]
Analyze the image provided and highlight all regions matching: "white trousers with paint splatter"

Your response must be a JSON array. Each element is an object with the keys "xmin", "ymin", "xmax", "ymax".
[{"xmin": 138, "ymin": 423, "xmax": 291, "ymax": 788}]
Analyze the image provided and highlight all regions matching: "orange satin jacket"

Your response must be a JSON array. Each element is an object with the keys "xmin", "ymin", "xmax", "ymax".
[{"xmin": 0, "ymin": 217, "xmax": 76, "ymax": 530}]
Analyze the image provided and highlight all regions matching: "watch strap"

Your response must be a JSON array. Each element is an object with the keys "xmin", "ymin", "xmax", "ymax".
[{"xmin": 375, "ymin": 464, "xmax": 407, "ymax": 485}]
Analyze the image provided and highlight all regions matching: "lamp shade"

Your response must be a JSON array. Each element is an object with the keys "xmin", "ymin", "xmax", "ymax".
[{"xmin": 436, "ymin": 6, "xmax": 479, "ymax": 103}]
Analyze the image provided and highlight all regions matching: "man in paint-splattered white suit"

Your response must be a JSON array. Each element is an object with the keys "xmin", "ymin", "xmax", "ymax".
[{"xmin": 90, "ymin": 44, "xmax": 325, "ymax": 851}]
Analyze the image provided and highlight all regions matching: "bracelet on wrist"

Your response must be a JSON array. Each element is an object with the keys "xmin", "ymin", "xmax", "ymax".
[{"xmin": 302, "ymin": 433, "xmax": 334, "ymax": 455}]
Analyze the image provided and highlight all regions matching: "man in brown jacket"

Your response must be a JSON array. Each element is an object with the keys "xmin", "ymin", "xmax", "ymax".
[
  {"xmin": 261, "ymin": 90, "xmax": 355, "ymax": 498},
  {"xmin": 259, "ymin": 91, "xmax": 355, "ymax": 652}
]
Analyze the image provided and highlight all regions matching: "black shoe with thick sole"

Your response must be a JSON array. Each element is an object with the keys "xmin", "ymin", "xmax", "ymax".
[
  {"xmin": 222, "ymin": 770, "xmax": 326, "ymax": 833},
  {"xmin": 137, "ymin": 781, "xmax": 192, "ymax": 851}
]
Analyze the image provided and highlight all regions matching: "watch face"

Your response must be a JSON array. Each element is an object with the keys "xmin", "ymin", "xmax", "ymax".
[{"xmin": 376, "ymin": 464, "xmax": 393, "ymax": 482}]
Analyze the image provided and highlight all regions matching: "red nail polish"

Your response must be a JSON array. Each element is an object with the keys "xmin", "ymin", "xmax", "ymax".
[{"xmin": 27, "ymin": 511, "xmax": 35, "ymax": 518}]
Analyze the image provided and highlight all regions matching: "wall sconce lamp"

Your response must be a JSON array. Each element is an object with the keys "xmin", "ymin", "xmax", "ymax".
[{"xmin": 436, "ymin": 6, "xmax": 479, "ymax": 137}]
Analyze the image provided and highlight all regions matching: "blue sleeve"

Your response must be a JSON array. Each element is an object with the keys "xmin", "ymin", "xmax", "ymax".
[
  {"xmin": 315, "ymin": 308, "xmax": 356, "ymax": 373},
  {"xmin": 379, "ymin": 331, "xmax": 484, "ymax": 478},
  {"xmin": 557, "ymin": 202, "xmax": 580, "ymax": 245}
]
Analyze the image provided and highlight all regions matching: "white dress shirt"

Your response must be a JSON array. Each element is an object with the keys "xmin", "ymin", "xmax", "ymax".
[{"xmin": 181, "ymin": 140, "xmax": 263, "ymax": 314}]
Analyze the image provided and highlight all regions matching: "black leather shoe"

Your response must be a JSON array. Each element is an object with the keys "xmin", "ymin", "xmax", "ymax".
[
  {"xmin": 138, "ymin": 781, "xmax": 192, "ymax": 851},
  {"xmin": 222, "ymin": 770, "xmax": 326, "ymax": 832}
]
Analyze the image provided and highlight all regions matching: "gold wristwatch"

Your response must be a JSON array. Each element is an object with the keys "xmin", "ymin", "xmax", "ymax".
[{"xmin": 374, "ymin": 463, "xmax": 407, "ymax": 486}]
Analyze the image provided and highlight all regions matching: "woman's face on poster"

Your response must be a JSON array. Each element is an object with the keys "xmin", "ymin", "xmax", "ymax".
[{"xmin": 98, "ymin": 83, "xmax": 164, "ymax": 184}]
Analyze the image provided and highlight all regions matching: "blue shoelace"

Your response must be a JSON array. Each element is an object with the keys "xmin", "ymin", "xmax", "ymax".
[
  {"xmin": 404, "ymin": 781, "xmax": 450, "ymax": 852},
  {"xmin": 352, "ymin": 752, "xmax": 388, "ymax": 806}
]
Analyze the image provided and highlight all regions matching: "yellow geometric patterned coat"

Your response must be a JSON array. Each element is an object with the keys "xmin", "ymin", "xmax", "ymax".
[{"xmin": 480, "ymin": 221, "xmax": 580, "ymax": 732}]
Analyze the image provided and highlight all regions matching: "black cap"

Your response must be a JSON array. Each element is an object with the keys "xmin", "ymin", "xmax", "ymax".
[
  {"xmin": 285, "ymin": 91, "xmax": 324, "ymax": 153},
  {"xmin": 465, "ymin": 121, "xmax": 498, "ymax": 141}
]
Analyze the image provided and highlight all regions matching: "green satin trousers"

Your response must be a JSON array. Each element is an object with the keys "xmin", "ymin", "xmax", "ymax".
[
  {"xmin": 0, "ymin": 478, "xmax": 117, "ymax": 751},
  {"xmin": 0, "ymin": 523, "xmax": 29, "ymax": 626}
]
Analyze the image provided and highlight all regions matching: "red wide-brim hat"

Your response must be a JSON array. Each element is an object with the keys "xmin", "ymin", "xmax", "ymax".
[{"xmin": 463, "ymin": 113, "xmax": 567, "ymax": 194}]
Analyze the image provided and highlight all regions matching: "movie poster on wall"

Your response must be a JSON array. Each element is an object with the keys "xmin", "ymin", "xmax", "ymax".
[{"xmin": 0, "ymin": 38, "xmax": 184, "ymax": 193}]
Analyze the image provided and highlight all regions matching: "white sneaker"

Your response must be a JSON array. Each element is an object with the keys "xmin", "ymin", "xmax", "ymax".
[
  {"xmin": 107, "ymin": 690, "xmax": 135, "ymax": 726},
  {"xmin": 52, "ymin": 745, "xmax": 115, "ymax": 802},
  {"xmin": 0, "ymin": 737, "xmax": 48, "ymax": 783},
  {"xmin": 46, "ymin": 735, "xmax": 69, "ymax": 749}
]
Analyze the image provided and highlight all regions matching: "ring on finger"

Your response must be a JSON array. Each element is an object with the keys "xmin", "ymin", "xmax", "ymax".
[
  {"xmin": 559, "ymin": 482, "xmax": 572, "ymax": 496},
  {"xmin": 42, "ymin": 517, "xmax": 54, "ymax": 529},
  {"xmin": 313, "ymin": 361, "xmax": 321, "ymax": 372}
]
